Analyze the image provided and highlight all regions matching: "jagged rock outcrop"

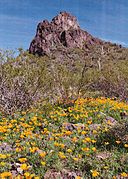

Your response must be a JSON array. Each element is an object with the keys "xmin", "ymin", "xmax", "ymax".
[{"xmin": 29, "ymin": 11, "xmax": 103, "ymax": 56}]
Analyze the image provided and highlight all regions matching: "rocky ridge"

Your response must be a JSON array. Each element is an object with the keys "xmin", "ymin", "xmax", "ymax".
[{"xmin": 29, "ymin": 12, "xmax": 103, "ymax": 56}]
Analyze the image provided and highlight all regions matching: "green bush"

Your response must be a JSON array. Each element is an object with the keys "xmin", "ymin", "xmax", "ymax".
[{"xmin": 0, "ymin": 44, "xmax": 128, "ymax": 113}]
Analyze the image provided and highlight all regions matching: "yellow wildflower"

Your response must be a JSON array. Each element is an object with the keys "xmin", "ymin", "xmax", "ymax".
[
  {"xmin": 40, "ymin": 152, "xmax": 46, "ymax": 158},
  {"xmin": 15, "ymin": 175, "xmax": 22, "ymax": 179},
  {"xmin": 78, "ymin": 154, "xmax": 82, "ymax": 159},
  {"xmin": 60, "ymin": 143, "xmax": 65, "ymax": 149},
  {"xmin": 49, "ymin": 137, "xmax": 54, "ymax": 141},
  {"xmin": 107, "ymin": 120, "xmax": 112, "ymax": 125},
  {"xmin": 19, "ymin": 158, "xmax": 27, "ymax": 163},
  {"xmin": 72, "ymin": 137, "xmax": 78, "ymax": 142},
  {"xmin": 65, "ymin": 131, "xmax": 72, "ymax": 135},
  {"xmin": 0, "ymin": 154, "xmax": 6, "ymax": 159},
  {"xmin": 85, "ymin": 137, "xmax": 91, "ymax": 142},
  {"xmin": 104, "ymin": 127, "xmax": 108, "ymax": 132},
  {"xmin": 20, "ymin": 163, "xmax": 30, "ymax": 170},
  {"xmin": 92, "ymin": 147, "xmax": 96, "ymax": 152},
  {"xmin": 67, "ymin": 149, "xmax": 72, "ymax": 153},
  {"xmin": 24, "ymin": 172, "xmax": 30, "ymax": 177},
  {"xmin": 0, "ymin": 172, "xmax": 12, "ymax": 178},
  {"xmin": 82, "ymin": 147, "xmax": 89, "ymax": 152},
  {"xmin": 35, "ymin": 177, "xmax": 40, "ymax": 179},
  {"xmin": 30, "ymin": 147, "xmax": 38, "ymax": 153},
  {"xmin": 41, "ymin": 161, "xmax": 46, "ymax": 166},
  {"xmin": 124, "ymin": 144, "xmax": 128, "ymax": 148},
  {"xmin": 58, "ymin": 152, "xmax": 66, "ymax": 159},
  {"xmin": 0, "ymin": 162, "xmax": 6, "ymax": 166},
  {"xmin": 76, "ymin": 176, "xmax": 81, "ymax": 179},
  {"xmin": 73, "ymin": 157, "xmax": 79, "ymax": 162},
  {"xmin": 54, "ymin": 142, "xmax": 60, "ymax": 147},
  {"xmin": 121, "ymin": 172, "xmax": 128, "ymax": 177},
  {"xmin": 91, "ymin": 170, "xmax": 99, "ymax": 177},
  {"xmin": 20, "ymin": 118, "xmax": 25, "ymax": 121},
  {"xmin": 87, "ymin": 120, "xmax": 92, "ymax": 124},
  {"xmin": 93, "ymin": 130, "xmax": 97, "ymax": 134},
  {"xmin": 92, "ymin": 139, "xmax": 96, "ymax": 143},
  {"xmin": 81, "ymin": 131, "xmax": 87, "ymax": 135}
]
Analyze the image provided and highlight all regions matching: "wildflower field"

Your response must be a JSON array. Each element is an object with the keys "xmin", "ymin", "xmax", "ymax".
[{"xmin": 0, "ymin": 98, "xmax": 128, "ymax": 179}]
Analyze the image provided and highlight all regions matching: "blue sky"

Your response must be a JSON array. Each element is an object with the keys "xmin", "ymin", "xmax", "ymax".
[{"xmin": 0, "ymin": 0, "xmax": 128, "ymax": 50}]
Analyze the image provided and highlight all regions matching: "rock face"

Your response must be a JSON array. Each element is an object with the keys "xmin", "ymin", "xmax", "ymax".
[{"xmin": 29, "ymin": 11, "xmax": 103, "ymax": 56}]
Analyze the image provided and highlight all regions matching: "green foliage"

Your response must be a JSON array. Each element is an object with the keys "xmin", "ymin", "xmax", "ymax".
[{"xmin": 0, "ymin": 44, "xmax": 128, "ymax": 113}]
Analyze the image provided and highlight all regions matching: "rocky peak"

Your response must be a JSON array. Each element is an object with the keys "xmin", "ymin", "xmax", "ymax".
[
  {"xmin": 51, "ymin": 11, "xmax": 79, "ymax": 31},
  {"xmin": 29, "ymin": 12, "xmax": 102, "ymax": 56}
]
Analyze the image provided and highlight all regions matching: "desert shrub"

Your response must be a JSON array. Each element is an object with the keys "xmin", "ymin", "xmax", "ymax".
[
  {"xmin": 0, "ymin": 50, "xmax": 53, "ymax": 113},
  {"xmin": 0, "ymin": 45, "xmax": 128, "ymax": 113},
  {"xmin": 89, "ymin": 60, "xmax": 128, "ymax": 99}
]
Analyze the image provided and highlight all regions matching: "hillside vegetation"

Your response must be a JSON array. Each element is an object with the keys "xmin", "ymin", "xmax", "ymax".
[
  {"xmin": 0, "ymin": 43, "xmax": 128, "ymax": 113},
  {"xmin": 0, "ymin": 43, "xmax": 128, "ymax": 179}
]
